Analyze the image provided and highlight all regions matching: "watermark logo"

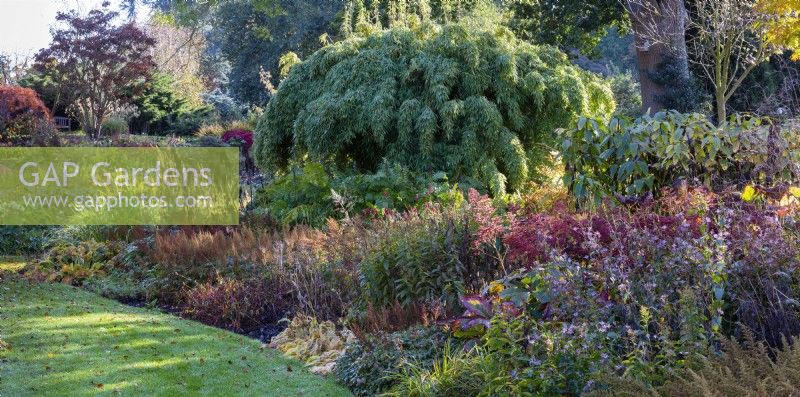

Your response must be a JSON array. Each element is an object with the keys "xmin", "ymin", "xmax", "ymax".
[{"xmin": 0, "ymin": 147, "xmax": 240, "ymax": 225}]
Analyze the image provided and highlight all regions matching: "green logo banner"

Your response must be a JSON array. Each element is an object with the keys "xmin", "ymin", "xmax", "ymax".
[{"xmin": 0, "ymin": 147, "xmax": 240, "ymax": 225}]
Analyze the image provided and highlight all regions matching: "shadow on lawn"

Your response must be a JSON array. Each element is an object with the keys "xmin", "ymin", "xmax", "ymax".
[{"xmin": 0, "ymin": 278, "xmax": 351, "ymax": 396}]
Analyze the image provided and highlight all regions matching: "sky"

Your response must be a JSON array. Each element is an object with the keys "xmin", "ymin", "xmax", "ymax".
[{"xmin": 0, "ymin": 0, "xmax": 148, "ymax": 58}]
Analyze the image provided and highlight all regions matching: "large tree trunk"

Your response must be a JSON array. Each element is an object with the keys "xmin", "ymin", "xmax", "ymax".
[
  {"xmin": 634, "ymin": 43, "xmax": 666, "ymax": 113},
  {"xmin": 628, "ymin": 0, "xmax": 689, "ymax": 114}
]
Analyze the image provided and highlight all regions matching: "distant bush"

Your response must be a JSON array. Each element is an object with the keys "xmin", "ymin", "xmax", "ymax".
[
  {"xmin": 609, "ymin": 72, "xmax": 642, "ymax": 118},
  {"xmin": 221, "ymin": 129, "xmax": 254, "ymax": 151},
  {"xmin": 202, "ymin": 89, "xmax": 243, "ymax": 122},
  {"xmin": 25, "ymin": 119, "xmax": 62, "ymax": 146},
  {"xmin": 161, "ymin": 106, "xmax": 216, "ymax": 136},
  {"xmin": 100, "ymin": 117, "xmax": 129, "ymax": 135},
  {"xmin": 195, "ymin": 123, "xmax": 226, "ymax": 137},
  {"xmin": 130, "ymin": 72, "xmax": 199, "ymax": 134}
]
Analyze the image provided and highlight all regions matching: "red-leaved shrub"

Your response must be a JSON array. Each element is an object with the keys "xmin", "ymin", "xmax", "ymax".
[
  {"xmin": 0, "ymin": 85, "xmax": 52, "ymax": 144},
  {"xmin": 0, "ymin": 86, "xmax": 50, "ymax": 122},
  {"xmin": 221, "ymin": 129, "xmax": 254, "ymax": 151}
]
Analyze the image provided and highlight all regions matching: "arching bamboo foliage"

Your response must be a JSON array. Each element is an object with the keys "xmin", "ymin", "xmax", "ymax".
[{"xmin": 255, "ymin": 20, "xmax": 615, "ymax": 194}]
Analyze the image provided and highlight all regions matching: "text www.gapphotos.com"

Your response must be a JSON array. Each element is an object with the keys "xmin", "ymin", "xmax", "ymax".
[{"xmin": 22, "ymin": 193, "xmax": 213, "ymax": 211}]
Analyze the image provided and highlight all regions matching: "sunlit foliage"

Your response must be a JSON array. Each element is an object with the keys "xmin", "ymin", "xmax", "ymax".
[{"xmin": 255, "ymin": 20, "xmax": 614, "ymax": 194}]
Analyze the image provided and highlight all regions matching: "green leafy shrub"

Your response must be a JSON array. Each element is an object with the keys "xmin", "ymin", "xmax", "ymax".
[
  {"xmin": 358, "ymin": 207, "xmax": 485, "ymax": 309},
  {"xmin": 651, "ymin": 56, "xmax": 709, "ymax": 114},
  {"xmin": 254, "ymin": 163, "xmax": 335, "ymax": 227},
  {"xmin": 335, "ymin": 165, "xmax": 465, "ymax": 214},
  {"xmin": 255, "ymin": 19, "xmax": 615, "ymax": 195},
  {"xmin": 335, "ymin": 326, "xmax": 453, "ymax": 396},
  {"xmin": 589, "ymin": 333, "xmax": 800, "ymax": 396},
  {"xmin": 163, "ymin": 106, "xmax": 216, "ymax": 136},
  {"xmin": 560, "ymin": 111, "xmax": 798, "ymax": 203},
  {"xmin": 609, "ymin": 72, "xmax": 642, "ymax": 118},
  {"xmin": 130, "ymin": 72, "xmax": 203, "ymax": 135},
  {"xmin": 255, "ymin": 163, "xmax": 466, "ymax": 227},
  {"xmin": 0, "ymin": 226, "xmax": 50, "ymax": 255},
  {"xmin": 463, "ymin": 316, "xmax": 612, "ymax": 396}
]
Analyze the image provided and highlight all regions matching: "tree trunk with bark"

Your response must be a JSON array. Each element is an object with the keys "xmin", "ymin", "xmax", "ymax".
[{"xmin": 627, "ymin": 0, "xmax": 689, "ymax": 114}]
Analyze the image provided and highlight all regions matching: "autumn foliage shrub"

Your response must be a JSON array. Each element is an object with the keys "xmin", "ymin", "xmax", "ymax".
[
  {"xmin": 179, "ymin": 277, "xmax": 289, "ymax": 332},
  {"xmin": 0, "ymin": 85, "xmax": 52, "ymax": 144},
  {"xmin": 501, "ymin": 187, "xmax": 800, "ymax": 345}
]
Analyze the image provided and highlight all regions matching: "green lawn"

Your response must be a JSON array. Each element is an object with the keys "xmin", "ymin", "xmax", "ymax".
[{"xmin": 0, "ymin": 260, "xmax": 351, "ymax": 396}]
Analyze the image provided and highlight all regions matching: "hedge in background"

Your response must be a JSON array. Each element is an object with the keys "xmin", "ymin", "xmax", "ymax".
[{"xmin": 255, "ymin": 19, "xmax": 615, "ymax": 195}]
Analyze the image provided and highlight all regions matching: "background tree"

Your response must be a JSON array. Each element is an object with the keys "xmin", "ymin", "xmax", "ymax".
[
  {"xmin": 340, "ymin": 0, "xmax": 490, "ymax": 35},
  {"xmin": 145, "ymin": 15, "xmax": 208, "ymax": 108},
  {"xmin": 688, "ymin": 0, "xmax": 784, "ymax": 121},
  {"xmin": 623, "ymin": 0, "xmax": 691, "ymax": 113},
  {"xmin": 33, "ymin": 4, "xmax": 156, "ymax": 138},
  {"xmin": 208, "ymin": 0, "xmax": 340, "ymax": 104},
  {"xmin": 506, "ymin": 0, "xmax": 624, "ymax": 55},
  {"xmin": 0, "ymin": 54, "xmax": 30, "ymax": 86},
  {"xmin": 758, "ymin": 0, "xmax": 800, "ymax": 59},
  {"xmin": 255, "ymin": 19, "xmax": 615, "ymax": 195}
]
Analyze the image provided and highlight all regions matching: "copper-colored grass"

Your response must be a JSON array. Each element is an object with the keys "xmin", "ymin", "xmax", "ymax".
[{"xmin": 146, "ymin": 226, "xmax": 325, "ymax": 268}]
